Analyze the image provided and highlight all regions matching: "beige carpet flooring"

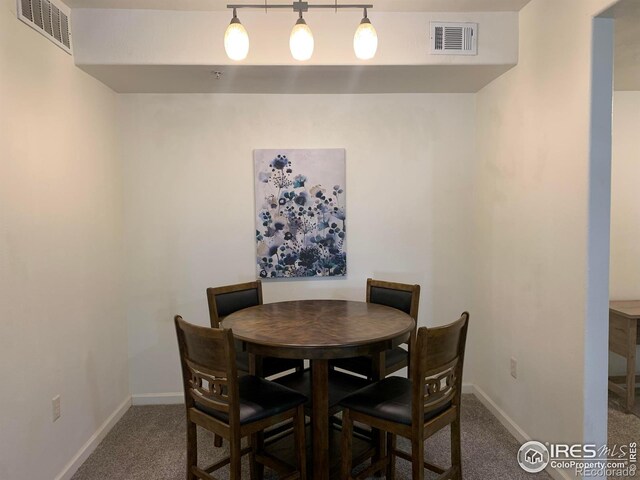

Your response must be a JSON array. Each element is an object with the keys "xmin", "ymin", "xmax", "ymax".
[
  {"xmin": 71, "ymin": 394, "xmax": 560, "ymax": 479},
  {"xmin": 607, "ymin": 395, "xmax": 640, "ymax": 480}
]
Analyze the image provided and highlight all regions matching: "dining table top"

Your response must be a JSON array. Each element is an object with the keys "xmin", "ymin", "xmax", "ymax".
[
  {"xmin": 222, "ymin": 299, "xmax": 415, "ymax": 359},
  {"xmin": 610, "ymin": 300, "xmax": 640, "ymax": 319}
]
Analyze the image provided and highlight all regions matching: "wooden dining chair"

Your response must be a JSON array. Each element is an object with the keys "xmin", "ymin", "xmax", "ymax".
[
  {"xmin": 207, "ymin": 280, "xmax": 303, "ymax": 377},
  {"xmin": 207, "ymin": 280, "xmax": 304, "ymax": 448},
  {"xmin": 339, "ymin": 312, "xmax": 469, "ymax": 480},
  {"xmin": 332, "ymin": 278, "xmax": 420, "ymax": 379},
  {"xmin": 175, "ymin": 315, "xmax": 307, "ymax": 480}
]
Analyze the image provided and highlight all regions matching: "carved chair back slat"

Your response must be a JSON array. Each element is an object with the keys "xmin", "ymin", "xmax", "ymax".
[
  {"xmin": 422, "ymin": 358, "xmax": 458, "ymax": 411},
  {"xmin": 185, "ymin": 358, "xmax": 231, "ymax": 413},
  {"xmin": 175, "ymin": 316, "xmax": 239, "ymax": 417},
  {"xmin": 412, "ymin": 313, "xmax": 469, "ymax": 419}
]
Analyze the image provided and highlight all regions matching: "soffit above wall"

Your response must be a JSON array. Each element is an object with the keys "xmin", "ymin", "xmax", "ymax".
[
  {"xmin": 71, "ymin": 8, "xmax": 519, "ymax": 93},
  {"xmin": 63, "ymin": 0, "xmax": 531, "ymax": 12},
  {"xmin": 610, "ymin": 0, "xmax": 640, "ymax": 91},
  {"xmin": 79, "ymin": 64, "xmax": 513, "ymax": 93}
]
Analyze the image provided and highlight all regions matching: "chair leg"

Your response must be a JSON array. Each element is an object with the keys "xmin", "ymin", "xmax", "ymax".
[
  {"xmin": 294, "ymin": 405, "xmax": 307, "ymax": 480},
  {"xmin": 186, "ymin": 421, "xmax": 198, "ymax": 480},
  {"xmin": 250, "ymin": 431, "xmax": 265, "ymax": 480},
  {"xmin": 214, "ymin": 434, "xmax": 223, "ymax": 448},
  {"xmin": 341, "ymin": 409, "xmax": 354, "ymax": 480},
  {"xmin": 230, "ymin": 432, "xmax": 242, "ymax": 480},
  {"xmin": 451, "ymin": 419, "xmax": 462, "ymax": 480},
  {"xmin": 411, "ymin": 435, "xmax": 424, "ymax": 480},
  {"xmin": 386, "ymin": 432, "xmax": 396, "ymax": 480},
  {"xmin": 372, "ymin": 426, "xmax": 385, "ymax": 478},
  {"xmin": 249, "ymin": 434, "xmax": 255, "ymax": 480}
]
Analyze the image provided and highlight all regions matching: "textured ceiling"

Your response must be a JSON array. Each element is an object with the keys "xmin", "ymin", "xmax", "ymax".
[{"xmin": 63, "ymin": 0, "xmax": 531, "ymax": 12}]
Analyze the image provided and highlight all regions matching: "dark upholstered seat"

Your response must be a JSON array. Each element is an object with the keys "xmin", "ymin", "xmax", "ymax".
[
  {"xmin": 275, "ymin": 368, "xmax": 371, "ymax": 412},
  {"xmin": 175, "ymin": 316, "xmax": 307, "ymax": 480},
  {"xmin": 195, "ymin": 375, "xmax": 307, "ymax": 425},
  {"xmin": 234, "ymin": 350, "xmax": 302, "ymax": 378},
  {"xmin": 332, "ymin": 278, "xmax": 420, "ymax": 380},
  {"xmin": 331, "ymin": 346, "xmax": 408, "ymax": 378},
  {"xmin": 340, "ymin": 314, "xmax": 469, "ymax": 480},
  {"xmin": 339, "ymin": 376, "xmax": 451, "ymax": 426}
]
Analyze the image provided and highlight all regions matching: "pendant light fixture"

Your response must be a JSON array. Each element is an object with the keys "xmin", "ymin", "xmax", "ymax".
[
  {"xmin": 289, "ymin": 11, "xmax": 314, "ymax": 61},
  {"xmin": 225, "ymin": 1, "xmax": 376, "ymax": 62},
  {"xmin": 224, "ymin": 8, "xmax": 250, "ymax": 61},
  {"xmin": 353, "ymin": 8, "xmax": 378, "ymax": 60}
]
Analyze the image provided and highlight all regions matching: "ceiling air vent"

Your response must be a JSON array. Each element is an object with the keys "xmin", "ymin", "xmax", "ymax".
[
  {"xmin": 430, "ymin": 22, "xmax": 477, "ymax": 56},
  {"xmin": 17, "ymin": 0, "xmax": 72, "ymax": 54}
]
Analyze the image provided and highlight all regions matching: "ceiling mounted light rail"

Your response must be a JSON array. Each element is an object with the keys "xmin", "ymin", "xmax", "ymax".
[{"xmin": 224, "ymin": 1, "xmax": 377, "ymax": 62}]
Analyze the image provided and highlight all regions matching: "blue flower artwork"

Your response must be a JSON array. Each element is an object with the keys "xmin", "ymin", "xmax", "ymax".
[{"xmin": 254, "ymin": 149, "xmax": 346, "ymax": 278}]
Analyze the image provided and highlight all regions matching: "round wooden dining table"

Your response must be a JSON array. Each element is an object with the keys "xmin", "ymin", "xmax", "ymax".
[{"xmin": 222, "ymin": 299, "xmax": 415, "ymax": 480}]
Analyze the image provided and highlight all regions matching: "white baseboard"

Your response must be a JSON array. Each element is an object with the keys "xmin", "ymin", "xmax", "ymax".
[
  {"xmin": 470, "ymin": 384, "xmax": 572, "ymax": 480},
  {"xmin": 132, "ymin": 392, "xmax": 184, "ymax": 405},
  {"xmin": 471, "ymin": 384, "xmax": 530, "ymax": 441},
  {"xmin": 54, "ymin": 395, "xmax": 132, "ymax": 480}
]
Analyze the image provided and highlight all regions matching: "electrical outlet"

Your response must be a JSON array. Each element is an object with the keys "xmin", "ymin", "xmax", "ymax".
[
  {"xmin": 52, "ymin": 395, "xmax": 61, "ymax": 422},
  {"xmin": 510, "ymin": 357, "xmax": 518, "ymax": 379}
]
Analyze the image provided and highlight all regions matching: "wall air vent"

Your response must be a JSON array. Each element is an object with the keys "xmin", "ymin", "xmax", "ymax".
[
  {"xmin": 430, "ymin": 22, "xmax": 477, "ymax": 56},
  {"xmin": 17, "ymin": 0, "xmax": 72, "ymax": 54}
]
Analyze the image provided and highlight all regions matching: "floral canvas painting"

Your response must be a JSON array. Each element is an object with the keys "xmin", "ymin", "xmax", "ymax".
[{"xmin": 254, "ymin": 149, "xmax": 346, "ymax": 278}]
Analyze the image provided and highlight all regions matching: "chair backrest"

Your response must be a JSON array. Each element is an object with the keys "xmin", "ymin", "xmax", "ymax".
[
  {"xmin": 174, "ymin": 315, "xmax": 239, "ymax": 422},
  {"xmin": 206, "ymin": 280, "xmax": 263, "ymax": 328},
  {"xmin": 366, "ymin": 278, "xmax": 420, "ymax": 320},
  {"xmin": 411, "ymin": 312, "xmax": 469, "ymax": 421}
]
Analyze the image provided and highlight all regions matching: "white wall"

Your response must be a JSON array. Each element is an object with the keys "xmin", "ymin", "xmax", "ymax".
[
  {"xmin": 609, "ymin": 91, "xmax": 640, "ymax": 374},
  {"xmin": 0, "ymin": 1, "xmax": 129, "ymax": 479},
  {"xmin": 0, "ymin": 0, "xmax": 621, "ymax": 478},
  {"xmin": 119, "ymin": 93, "xmax": 476, "ymax": 397},
  {"xmin": 472, "ymin": 1, "xmax": 614, "ymax": 477}
]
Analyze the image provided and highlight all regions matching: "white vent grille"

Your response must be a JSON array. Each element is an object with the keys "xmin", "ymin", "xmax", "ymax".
[
  {"xmin": 430, "ymin": 22, "xmax": 477, "ymax": 56},
  {"xmin": 17, "ymin": 0, "xmax": 72, "ymax": 54}
]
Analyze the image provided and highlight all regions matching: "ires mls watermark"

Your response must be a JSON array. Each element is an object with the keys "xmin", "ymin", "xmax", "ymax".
[{"xmin": 517, "ymin": 440, "xmax": 637, "ymax": 477}]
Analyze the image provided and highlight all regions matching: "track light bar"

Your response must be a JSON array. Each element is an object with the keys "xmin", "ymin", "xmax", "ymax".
[
  {"xmin": 224, "ymin": 1, "xmax": 377, "ymax": 61},
  {"xmin": 226, "ymin": 2, "xmax": 374, "ymax": 12}
]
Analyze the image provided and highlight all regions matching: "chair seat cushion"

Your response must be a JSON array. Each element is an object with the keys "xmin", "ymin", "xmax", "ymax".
[
  {"xmin": 275, "ymin": 368, "xmax": 371, "ymax": 410},
  {"xmin": 194, "ymin": 375, "xmax": 307, "ymax": 425},
  {"xmin": 235, "ymin": 351, "xmax": 302, "ymax": 377},
  {"xmin": 339, "ymin": 376, "xmax": 451, "ymax": 425},
  {"xmin": 331, "ymin": 346, "xmax": 408, "ymax": 377}
]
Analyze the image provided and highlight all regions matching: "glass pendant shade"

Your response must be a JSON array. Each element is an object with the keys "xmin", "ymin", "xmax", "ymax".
[
  {"xmin": 224, "ymin": 15, "xmax": 249, "ymax": 61},
  {"xmin": 354, "ymin": 16, "xmax": 378, "ymax": 60},
  {"xmin": 289, "ymin": 17, "xmax": 314, "ymax": 61}
]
